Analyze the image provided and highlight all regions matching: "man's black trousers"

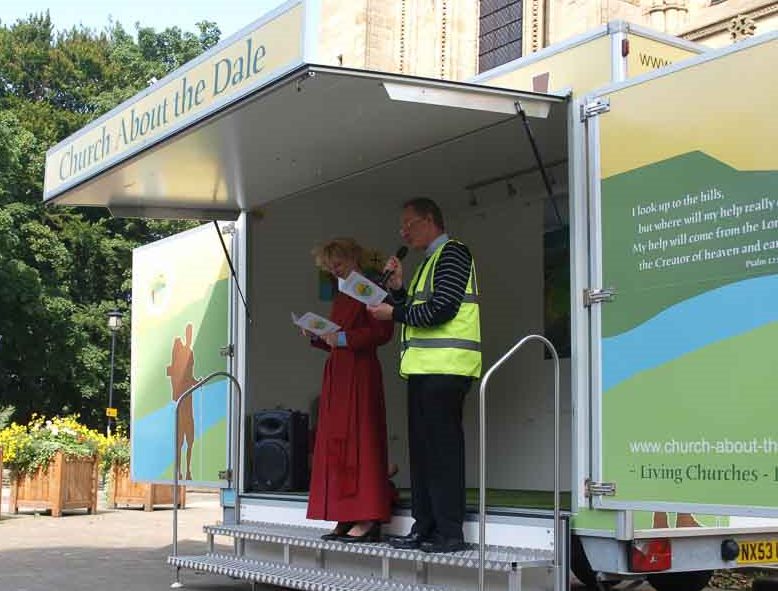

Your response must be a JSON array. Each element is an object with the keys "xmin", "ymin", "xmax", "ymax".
[{"xmin": 407, "ymin": 373, "xmax": 472, "ymax": 540}]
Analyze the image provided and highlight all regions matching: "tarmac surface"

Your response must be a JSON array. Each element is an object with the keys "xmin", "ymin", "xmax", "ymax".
[
  {"xmin": 0, "ymin": 488, "xmax": 259, "ymax": 591},
  {"xmin": 0, "ymin": 486, "xmax": 726, "ymax": 591}
]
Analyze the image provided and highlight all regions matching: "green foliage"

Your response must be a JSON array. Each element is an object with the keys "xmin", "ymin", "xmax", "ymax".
[
  {"xmin": 0, "ymin": 406, "xmax": 15, "ymax": 430},
  {"xmin": 0, "ymin": 13, "xmax": 214, "ymax": 431},
  {"xmin": 100, "ymin": 434, "xmax": 131, "ymax": 476}
]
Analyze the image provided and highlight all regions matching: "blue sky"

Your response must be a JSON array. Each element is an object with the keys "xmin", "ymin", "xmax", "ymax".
[{"xmin": 1, "ymin": 0, "xmax": 287, "ymax": 39}]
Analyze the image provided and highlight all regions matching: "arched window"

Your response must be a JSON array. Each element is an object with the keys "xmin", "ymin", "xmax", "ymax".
[{"xmin": 479, "ymin": 0, "xmax": 523, "ymax": 72}]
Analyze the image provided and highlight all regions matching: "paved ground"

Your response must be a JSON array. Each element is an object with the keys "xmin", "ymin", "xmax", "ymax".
[
  {"xmin": 0, "ymin": 486, "xmax": 734, "ymax": 591},
  {"xmin": 0, "ymin": 488, "xmax": 261, "ymax": 591}
]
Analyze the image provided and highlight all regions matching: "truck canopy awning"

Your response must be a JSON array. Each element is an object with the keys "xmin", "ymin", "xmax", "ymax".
[{"xmin": 44, "ymin": 66, "xmax": 566, "ymax": 219}]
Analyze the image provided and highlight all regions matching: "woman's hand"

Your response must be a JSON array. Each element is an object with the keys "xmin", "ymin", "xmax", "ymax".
[
  {"xmin": 382, "ymin": 256, "xmax": 403, "ymax": 291},
  {"xmin": 321, "ymin": 332, "xmax": 340, "ymax": 348}
]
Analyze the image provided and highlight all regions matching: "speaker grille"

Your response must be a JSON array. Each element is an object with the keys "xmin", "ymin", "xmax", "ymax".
[
  {"xmin": 254, "ymin": 440, "xmax": 290, "ymax": 490},
  {"xmin": 250, "ymin": 409, "xmax": 309, "ymax": 492},
  {"xmin": 256, "ymin": 415, "xmax": 288, "ymax": 439}
]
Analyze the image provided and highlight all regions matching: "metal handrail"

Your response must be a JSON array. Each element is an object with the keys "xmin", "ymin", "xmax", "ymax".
[
  {"xmin": 170, "ymin": 371, "xmax": 243, "ymax": 589},
  {"xmin": 478, "ymin": 335, "xmax": 561, "ymax": 591}
]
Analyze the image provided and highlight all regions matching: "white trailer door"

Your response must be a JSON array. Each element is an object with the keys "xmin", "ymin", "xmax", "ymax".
[
  {"xmin": 131, "ymin": 222, "xmax": 235, "ymax": 487},
  {"xmin": 584, "ymin": 32, "xmax": 778, "ymax": 516}
]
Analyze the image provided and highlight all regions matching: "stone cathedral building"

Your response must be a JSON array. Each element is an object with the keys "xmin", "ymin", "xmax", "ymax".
[{"xmin": 314, "ymin": 0, "xmax": 778, "ymax": 80}]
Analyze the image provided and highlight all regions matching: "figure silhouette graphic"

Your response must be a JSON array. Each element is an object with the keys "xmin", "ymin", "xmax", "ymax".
[{"xmin": 166, "ymin": 323, "xmax": 199, "ymax": 480}]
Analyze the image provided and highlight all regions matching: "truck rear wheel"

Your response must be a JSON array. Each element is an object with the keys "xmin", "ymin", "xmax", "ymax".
[
  {"xmin": 646, "ymin": 570, "xmax": 713, "ymax": 591},
  {"xmin": 753, "ymin": 576, "xmax": 778, "ymax": 590}
]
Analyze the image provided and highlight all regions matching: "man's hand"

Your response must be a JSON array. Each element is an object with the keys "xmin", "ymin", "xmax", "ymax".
[
  {"xmin": 368, "ymin": 303, "xmax": 394, "ymax": 321},
  {"xmin": 382, "ymin": 256, "xmax": 403, "ymax": 291}
]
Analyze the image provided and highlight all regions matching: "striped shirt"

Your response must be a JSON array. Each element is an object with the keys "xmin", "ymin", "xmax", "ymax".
[{"xmin": 391, "ymin": 235, "xmax": 473, "ymax": 327}]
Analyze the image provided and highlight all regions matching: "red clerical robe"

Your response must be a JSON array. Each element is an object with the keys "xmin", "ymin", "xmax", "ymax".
[{"xmin": 306, "ymin": 292, "xmax": 394, "ymax": 523}]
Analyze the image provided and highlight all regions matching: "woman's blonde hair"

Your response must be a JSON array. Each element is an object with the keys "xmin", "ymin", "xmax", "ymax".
[{"xmin": 312, "ymin": 238, "xmax": 364, "ymax": 271}]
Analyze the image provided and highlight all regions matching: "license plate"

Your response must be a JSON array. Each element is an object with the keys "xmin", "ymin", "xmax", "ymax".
[{"xmin": 737, "ymin": 540, "xmax": 778, "ymax": 564}]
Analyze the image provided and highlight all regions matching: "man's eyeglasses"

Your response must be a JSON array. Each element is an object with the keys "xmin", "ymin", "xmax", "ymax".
[{"xmin": 399, "ymin": 217, "xmax": 424, "ymax": 234}]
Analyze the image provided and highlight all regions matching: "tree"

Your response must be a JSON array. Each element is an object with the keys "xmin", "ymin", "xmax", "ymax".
[{"xmin": 0, "ymin": 13, "xmax": 219, "ymax": 428}]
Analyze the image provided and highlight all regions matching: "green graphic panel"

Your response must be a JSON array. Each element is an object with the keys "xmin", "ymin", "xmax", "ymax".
[
  {"xmin": 604, "ymin": 322, "xmax": 778, "ymax": 507},
  {"xmin": 598, "ymin": 150, "xmax": 778, "ymax": 512},
  {"xmin": 602, "ymin": 151, "xmax": 778, "ymax": 338}
]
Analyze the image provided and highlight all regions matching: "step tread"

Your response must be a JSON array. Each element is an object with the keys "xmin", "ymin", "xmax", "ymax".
[
  {"xmin": 204, "ymin": 521, "xmax": 553, "ymax": 571},
  {"xmin": 169, "ymin": 553, "xmax": 449, "ymax": 591}
]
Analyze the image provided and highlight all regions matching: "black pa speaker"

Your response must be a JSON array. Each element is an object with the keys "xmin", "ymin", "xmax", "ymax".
[{"xmin": 251, "ymin": 409, "xmax": 309, "ymax": 492}]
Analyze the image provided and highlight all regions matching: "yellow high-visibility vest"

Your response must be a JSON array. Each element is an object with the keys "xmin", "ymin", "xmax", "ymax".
[{"xmin": 400, "ymin": 239, "xmax": 481, "ymax": 378}]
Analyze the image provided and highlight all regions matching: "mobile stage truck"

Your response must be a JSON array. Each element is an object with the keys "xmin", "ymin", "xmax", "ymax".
[{"xmin": 42, "ymin": 2, "xmax": 778, "ymax": 589}]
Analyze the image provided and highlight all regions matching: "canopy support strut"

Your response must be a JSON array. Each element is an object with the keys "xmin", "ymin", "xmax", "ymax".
[{"xmin": 213, "ymin": 221, "xmax": 251, "ymax": 324}]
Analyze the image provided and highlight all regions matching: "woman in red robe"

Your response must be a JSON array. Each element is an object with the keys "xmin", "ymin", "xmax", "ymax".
[{"xmin": 306, "ymin": 238, "xmax": 394, "ymax": 542}]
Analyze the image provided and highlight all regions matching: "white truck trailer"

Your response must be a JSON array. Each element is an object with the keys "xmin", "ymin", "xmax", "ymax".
[{"xmin": 43, "ymin": 3, "xmax": 778, "ymax": 589}]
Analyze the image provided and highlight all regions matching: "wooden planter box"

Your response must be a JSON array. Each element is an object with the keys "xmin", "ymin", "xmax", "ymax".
[
  {"xmin": 9, "ymin": 451, "xmax": 98, "ymax": 517},
  {"xmin": 109, "ymin": 463, "xmax": 186, "ymax": 511}
]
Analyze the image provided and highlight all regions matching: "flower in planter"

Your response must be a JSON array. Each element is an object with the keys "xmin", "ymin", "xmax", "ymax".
[
  {"xmin": 0, "ymin": 414, "xmax": 108, "ymax": 476},
  {"xmin": 100, "ymin": 426, "xmax": 130, "ymax": 499},
  {"xmin": 101, "ymin": 430, "xmax": 131, "ymax": 477}
]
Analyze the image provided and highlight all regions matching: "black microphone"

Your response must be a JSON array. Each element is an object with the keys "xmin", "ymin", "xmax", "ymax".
[{"xmin": 378, "ymin": 246, "xmax": 408, "ymax": 287}]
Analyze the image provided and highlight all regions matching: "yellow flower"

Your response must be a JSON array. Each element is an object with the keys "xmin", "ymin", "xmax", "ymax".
[
  {"xmin": 0, "ymin": 422, "xmax": 29, "ymax": 463},
  {"xmin": 0, "ymin": 414, "xmax": 109, "ymax": 470}
]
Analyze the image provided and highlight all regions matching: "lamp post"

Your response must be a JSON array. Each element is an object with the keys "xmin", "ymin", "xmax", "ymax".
[{"xmin": 106, "ymin": 310, "xmax": 123, "ymax": 437}]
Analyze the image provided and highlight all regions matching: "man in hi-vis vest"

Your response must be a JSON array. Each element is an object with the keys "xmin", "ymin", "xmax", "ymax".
[{"xmin": 369, "ymin": 197, "xmax": 481, "ymax": 554}]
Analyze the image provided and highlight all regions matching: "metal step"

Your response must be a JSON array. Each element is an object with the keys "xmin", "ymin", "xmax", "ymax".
[
  {"xmin": 169, "ymin": 553, "xmax": 449, "ymax": 591},
  {"xmin": 205, "ymin": 521, "xmax": 553, "ymax": 572}
]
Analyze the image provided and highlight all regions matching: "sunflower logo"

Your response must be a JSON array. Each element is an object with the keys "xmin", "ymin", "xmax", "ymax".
[
  {"xmin": 147, "ymin": 269, "xmax": 172, "ymax": 315},
  {"xmin": 355, "ymin": 282, "xmax": 373, "ymax": 297}
]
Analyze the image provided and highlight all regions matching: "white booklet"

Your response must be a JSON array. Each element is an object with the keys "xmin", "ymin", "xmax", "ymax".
[
  {"xmin": 339, "ymin": 271, "xmax": 388, "ymax": 306},
  {"xmin": 291, "ymin": 312, "xmax": 340, "ymax": 336}
]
